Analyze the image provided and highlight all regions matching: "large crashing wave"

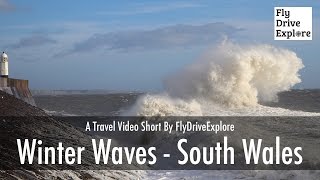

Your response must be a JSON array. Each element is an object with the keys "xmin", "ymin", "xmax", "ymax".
[
  {"xmin": 165, "ymin": 42, "xmax": 303, "ymax": 107},
  {"xmin": 127, "ymin": 42, "xmax": 318, "ymax": 116}
]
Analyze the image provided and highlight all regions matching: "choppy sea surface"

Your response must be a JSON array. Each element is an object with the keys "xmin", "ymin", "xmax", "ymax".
[
  {"xmin": 34, "ymin": 90, "xmax": 320, "ymax": 116},
  {"xmin": 34, "ymin": 92, "xmax": 141, "ymax": 116}
]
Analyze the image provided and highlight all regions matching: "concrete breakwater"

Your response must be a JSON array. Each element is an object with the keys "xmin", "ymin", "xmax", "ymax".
[{"xmin": 0, "ymin": 77, "xmax": 36, "ymax": 106}]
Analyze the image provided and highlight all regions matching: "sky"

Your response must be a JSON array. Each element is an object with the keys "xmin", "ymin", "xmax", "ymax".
[{"xmin": 0, "ymin": 0, "xmax": 319, "ymax": 90}]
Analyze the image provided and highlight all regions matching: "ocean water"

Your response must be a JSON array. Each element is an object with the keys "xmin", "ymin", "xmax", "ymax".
[
  {"xmin": 34, "ymin": 90, "xmax": 320, "ymax": 116},
  {"xmin": 35, "ymin": 93, "xmax": 141, "ymax": 116}
]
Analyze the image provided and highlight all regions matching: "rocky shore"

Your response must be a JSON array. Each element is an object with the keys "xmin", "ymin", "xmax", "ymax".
[{"xmin": 0, "ymin": 91, "xmax": 142, "ymax": 179}]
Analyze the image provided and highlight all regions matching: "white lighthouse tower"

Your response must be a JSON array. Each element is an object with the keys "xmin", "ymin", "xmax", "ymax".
[{"xmin": 1, "ymin": 52, "xmax": 9, "ymax": 78}]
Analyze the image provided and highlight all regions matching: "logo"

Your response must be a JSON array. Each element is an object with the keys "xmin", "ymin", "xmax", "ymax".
[{"xmin": 274, "ymin": 7, "xmax": 312, "ymax": 40}]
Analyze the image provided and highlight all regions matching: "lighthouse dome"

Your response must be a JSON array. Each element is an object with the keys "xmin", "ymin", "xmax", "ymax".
[{"xmin": 1, "ymin": 52, "xmax": 8, "ymax": 59}]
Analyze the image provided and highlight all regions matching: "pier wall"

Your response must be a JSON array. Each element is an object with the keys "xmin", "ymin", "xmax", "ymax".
[{"xmin": 0, "ymin": 78, "xmax": 36, "ymax": 106}]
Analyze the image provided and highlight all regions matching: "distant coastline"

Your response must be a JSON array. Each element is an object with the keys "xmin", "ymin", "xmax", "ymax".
[{"xmin": 31, "ymin": 89, "xmax": 145, "ymax": 96}]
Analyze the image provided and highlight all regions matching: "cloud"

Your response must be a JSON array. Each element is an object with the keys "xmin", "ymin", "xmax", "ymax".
[
  {"xmin": 7, "ymin": 35, "xmax": 57, "ymax": 49},
  {"xmin": 62, "ymin": 22, "xmax": 242, "ymax": 56},
  {"xmin": 0, "ymin": 0, "xmax": 14, "ymax": 12},
  {"xmin": 97, "ymin": 2, "xmax": 203, "ymax": 16}
]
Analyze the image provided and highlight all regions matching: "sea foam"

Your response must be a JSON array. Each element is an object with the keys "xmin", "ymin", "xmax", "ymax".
[{"xmin": 127, "ymin": 42, "xmax": 319, "ymax": 116}]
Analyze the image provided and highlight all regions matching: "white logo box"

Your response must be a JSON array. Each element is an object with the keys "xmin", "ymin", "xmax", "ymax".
[{"xmin": 274, "ymin": 7, "xmax": 312, "ymax": 40}]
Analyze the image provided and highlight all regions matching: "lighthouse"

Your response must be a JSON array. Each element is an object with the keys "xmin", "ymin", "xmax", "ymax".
[{"xmin": 1, "ymin": 52, "xmax": 9, "ymax": 78}]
